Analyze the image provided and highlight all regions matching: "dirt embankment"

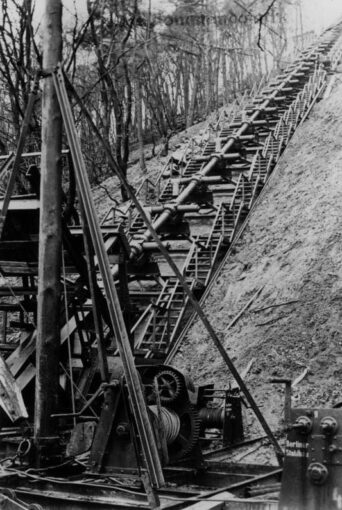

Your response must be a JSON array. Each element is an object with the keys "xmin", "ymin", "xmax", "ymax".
[
  {"xmin": 92, "ymin": 115, "xmax": 217, "ymax": 219},
  {"xmin": 173, "ymin": 79, "xmax": 342, "ymax": 445}
]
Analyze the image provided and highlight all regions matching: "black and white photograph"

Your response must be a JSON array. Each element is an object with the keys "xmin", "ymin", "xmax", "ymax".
[{"xmin": 0, "ymin": 0, "xmax": 341, "ymax": 508}]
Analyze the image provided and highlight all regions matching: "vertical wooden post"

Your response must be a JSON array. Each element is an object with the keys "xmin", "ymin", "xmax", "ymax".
[{"xmin": 34, "ymin": 0, "xmax": 63, "ymax": 455}]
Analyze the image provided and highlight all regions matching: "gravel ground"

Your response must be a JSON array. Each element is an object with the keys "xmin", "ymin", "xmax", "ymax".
[{"xmin": 171, "ymin": 78, "xmax": 342, "ymax": 463}]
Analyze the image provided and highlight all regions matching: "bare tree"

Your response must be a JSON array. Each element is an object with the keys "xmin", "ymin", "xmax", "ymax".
[{"xmin": 0, "ymin": 0, "xmax": 41, "ymax": 149}]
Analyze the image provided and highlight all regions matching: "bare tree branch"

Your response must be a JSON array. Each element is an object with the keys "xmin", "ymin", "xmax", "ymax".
[{"xmin": 256, "ymin": 0, "xmax": 278, "ymax": 50}]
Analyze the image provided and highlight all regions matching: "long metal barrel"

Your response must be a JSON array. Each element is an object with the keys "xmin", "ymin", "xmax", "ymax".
[{"xmin": 136, "ymin": 29, "xmax": 339, "ymax": 247}]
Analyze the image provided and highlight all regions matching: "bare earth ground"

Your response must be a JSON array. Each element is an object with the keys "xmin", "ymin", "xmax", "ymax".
[
  {"xmin": 92, "ymin": 114, "xmax": 218, "ymax": 219},
  {"xmin": 93, "ymin": 78, "xmax": 342, "ymax": 464},
  {"xmin": 171, "ymin": 78, "xmax": 342, "ymax": 463}
]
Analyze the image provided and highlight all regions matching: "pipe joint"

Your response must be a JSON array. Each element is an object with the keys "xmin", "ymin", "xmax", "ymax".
[
  {"xmin": 190, "ymin": 175, "xmax": 202, "ymax": 184},
  {"xmin": 228, "ymin": 134, "xmax": 239, "ymax": 142},
  {"xmin": 212, "ymin": 153, "xmax": 224, "ymax": 160},
  {"xmin": 129, "ymin": 242, "xmax": 143, "ymax": 258},
  {"xmin": 163, "ymin": 204, "xmax": 177, "ymax": 214}
]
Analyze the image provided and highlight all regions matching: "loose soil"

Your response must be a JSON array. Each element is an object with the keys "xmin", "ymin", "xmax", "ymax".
[
  {"xmin": 171, "ymin": 77, "xmax": 342, "ymax": 463},
  {"xmin": 92, "ymin": 77, "xmax": 342, "ymax": 464}
]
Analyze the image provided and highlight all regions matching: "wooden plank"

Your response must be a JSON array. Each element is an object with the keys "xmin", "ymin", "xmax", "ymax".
[
  {"xmin": 0, "ymin": 149, "xmax": 69, "ymax": 161},
  {"xmin": 0, "ymin": 241, "xmax": 39, "ymax": 249},
  {"xmin": 0, "ymin": 356, "xmax": 28, "ymax": 421},
  {"xmin": 0, "ymin": 304, "xmax": 36, "ymax": 312},
  {"xmin": 0, "ymin": 267, "xmax": 38, "ymax": 276},
  {"xmin": 7, "ymin": 331, "xmax": 35, "ymax": 376},
  {"xmin": 60, "ymin": 313, "xmax": 89, "ymax": 344},
  {"xmin": 16, "ymin": 363, "xmax": 36, "ymax": 390},
  {"xmin": 0, "ymin": 199, "xmax": 40, "ymax": 210},
  {"xmin": 69, "ymin": 226, "xmax": 120, "ymax": 235},
  {"xmin": 0, "ymin": 287, "xmax": 38, "ymax": 296},
  {"xmin": 0, "ymin": 261, "xmax": 38, "ymax": 269},
  {"xmin": 182, "ymin": 501, "xmax": 223, "ymax": 510},
  {"xmin": 182, "ymin": 492, "xmax": 235, "ymax": 510},
  {"xmin": 7, "ymin": 312, "xmax": 90, "ymax": 378},
  {"xmin": 183, "ymin": 493, "xmax": 278, "ymax": 510},
  {"xmin": 0, "ymin": 262, "xmax": 75, "ymax": 275},
  {"xmin": 0, "ymin": 344, "xmax": 16, "ymax": 351}
]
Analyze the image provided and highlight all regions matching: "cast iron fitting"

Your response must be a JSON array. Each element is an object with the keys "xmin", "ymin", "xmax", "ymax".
[
  {"xmin": 101, "ymin": 380, "xmax": 120, "ymax": 391},
  {"xmin": 320, "ymin": 416, "xmax": 338, "ymax": 435},
  {"xmin": 328, "ymin": 443, "xmax": 338, "ymax": 453},
  {"xmin": 129, "ymin": 242, "xmax": 143, "ymax": 259},
  {"xmin": 116, "ymin": 422, "xmax": 130, "ymax": 437},
  {"xmin": 163, "ymin": 204, "xmax": 177, "ymax": 215},
  {"xmin": 190, "ymin": 175, "xmax": 202, "ymax": 184},
  {"xmin": 293, "ymin": 415, "xmax": 313, "ymax": 435},
  {"xmin": 227, "ymin": 134, "xmax": 239, "ymax": 142},
  {"xmin": 307, "ymin": 462, "xmax": 329, "ymax": 485}
]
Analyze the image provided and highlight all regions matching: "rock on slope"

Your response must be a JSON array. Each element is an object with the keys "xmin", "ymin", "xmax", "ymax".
[{"xmin": 173, "ymin": 79, "xmax": 342, "ymax": 444}]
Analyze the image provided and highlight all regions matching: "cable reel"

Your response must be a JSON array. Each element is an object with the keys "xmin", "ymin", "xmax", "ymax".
[
  {"xmin": 149, "ymin": 405, "xmax": 180, "ymax": 444},
  {"xmin": 143, "ymin": 366, "xmax": 201, "ymax": 462},
  {"xmin": 169, "ymin": 403, "xmax": 201, "ymax": 462},
  {"xmin": 199, "ymin": 406, "xmax": 225, "ymax": 429}
]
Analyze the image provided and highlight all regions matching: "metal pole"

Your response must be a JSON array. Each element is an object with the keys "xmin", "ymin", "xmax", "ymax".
[
  {"xmin": 34, "ymin": 0, "xmax": 63, "ymax": 459},
  {"xmin": 53, "ymin": 68, "xmax": 164, "ymax": 488},
  {"xmin": 78, "ymin": 197, "xmax": 109, "ymax": 382},
  {"xmin": 136, "ymin": 41, "xmax": 334, "ymax": 246},
  {"xmin": 66, "ymin": 73, "xmax": 284, "ymax": 465}
]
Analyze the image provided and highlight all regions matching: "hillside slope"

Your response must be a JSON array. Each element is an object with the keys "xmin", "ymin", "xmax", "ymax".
[
  {"xmin": 92, "ymin": 114, "xmax": 218, "ymax": 220},
  {"xmin": 173, "ymin": 79, "xmax": 342, "ymax": 448}
]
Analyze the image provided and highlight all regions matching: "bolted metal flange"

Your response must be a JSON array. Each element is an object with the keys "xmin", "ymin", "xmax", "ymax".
[
  {"xmin": 116, "ymin": 422, "xmax": 130, "ymax": 437},
  {"xmin": 293, "ymin": 415, "xmax": 313, "ymax": 435},
  {"xmin": 320, "ymin": 416, "xmax": 338, "ymax": 435},
  {"xmin": 307, "ymin": 462, "xmax": 329, "ymax": 485}
]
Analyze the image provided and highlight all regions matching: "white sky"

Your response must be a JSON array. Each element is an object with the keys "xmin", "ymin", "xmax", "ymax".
[
  {"xmin": 300, "ymin": 0, "xmax": 342, "ymax": 32},
  {"xmin": 32, "ymin": 0, "xmax": 342, "ymax": 34}
]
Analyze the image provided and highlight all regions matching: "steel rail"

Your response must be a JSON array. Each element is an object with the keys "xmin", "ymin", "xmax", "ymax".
[{"xmin": 53, "ymin": 68, "xmax": 165, "ymax": 490}]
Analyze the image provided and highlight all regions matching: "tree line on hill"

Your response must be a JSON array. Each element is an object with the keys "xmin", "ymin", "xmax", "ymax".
[{"xmin": 0, "ymin": 0, "xmax": 305, "ymax": 199}]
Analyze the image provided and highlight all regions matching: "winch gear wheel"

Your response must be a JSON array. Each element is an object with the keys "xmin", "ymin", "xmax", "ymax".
[
  {"xmin": 153, "ymin": 369, "xmax": 183, "ymax": 404},
  {"xmin": 169, "ymin": 403, "xmax": 201, "ymax": 462}
]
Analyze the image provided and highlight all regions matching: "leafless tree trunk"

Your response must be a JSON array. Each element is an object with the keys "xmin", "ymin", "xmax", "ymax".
[
  {"xmin": 187, "ymin": 55, "xmax": 201, "ymax": 127},
  {"xmin": 34, "ymin": 0, "xmax": 63, "ymax": 458}
]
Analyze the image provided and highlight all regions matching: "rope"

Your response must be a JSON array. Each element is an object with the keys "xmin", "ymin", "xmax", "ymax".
[
  {"xmin": 59, "ymin": 363, "xmax": 98, "ymax": 419},
  {"xmin": 0, "ymin": 438, "xmax": 32, "ymax": 466}
]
